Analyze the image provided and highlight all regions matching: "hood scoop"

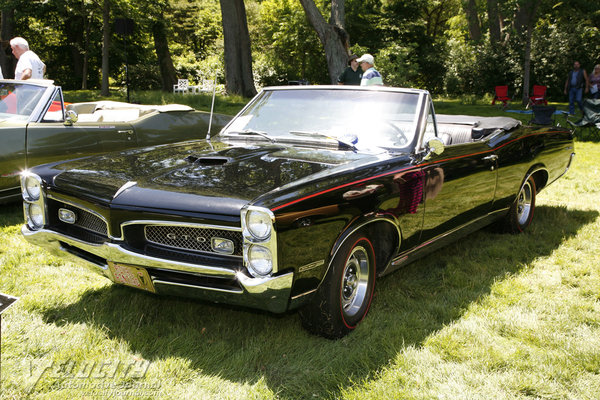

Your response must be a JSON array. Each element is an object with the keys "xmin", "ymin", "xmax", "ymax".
[{"xmin": 185, "ymin": 155, "xmax": 232, "ymax": 165}]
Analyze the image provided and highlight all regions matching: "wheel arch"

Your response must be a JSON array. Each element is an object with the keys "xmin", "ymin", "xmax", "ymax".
[
  {"xmin": 324, "ymin": 216, "xmax": 401, "ymax": 284},
  {"xmin": 527, "ymin": 165, "xmax": 549, "ymax": 192}
]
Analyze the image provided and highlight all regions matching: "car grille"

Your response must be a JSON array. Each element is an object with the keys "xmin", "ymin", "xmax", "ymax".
[
  {"xmin": 63, "ymin": 204, "xmax": 108, "ymax": 236},
  {"xmin": 47, "ymin": 200, "xmax": 108, "ymax": 243},
  {"xmin": 144, "ymin": 224, "xmax": 243, "ymax": 256}
]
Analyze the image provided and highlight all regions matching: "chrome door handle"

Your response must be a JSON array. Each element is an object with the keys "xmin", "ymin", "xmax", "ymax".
[
  {"xmin": 118, "ymin": 130, "xmax": 134, "ymax": 141},
  {"xmin": 482, "ymin": 155, "xmax": 498, "ymax": 161}
]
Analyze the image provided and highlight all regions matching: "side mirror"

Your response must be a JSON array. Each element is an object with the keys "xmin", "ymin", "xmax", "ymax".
[
  {"xmin": 64, "ymin": 109, "xmax": 78, "ymax": 126},
  {"xmin": 423, "ymin": 137, "xmax": 445, "ymax": 160}
]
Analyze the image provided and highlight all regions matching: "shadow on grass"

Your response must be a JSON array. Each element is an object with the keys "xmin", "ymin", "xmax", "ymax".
[
  {"xmin": 0, "ymin": 202, "xmax": 24, "ymax": 227},
  {"xmin": 38, "ymin": 205, "xmax": 598, "ymax": 399}
]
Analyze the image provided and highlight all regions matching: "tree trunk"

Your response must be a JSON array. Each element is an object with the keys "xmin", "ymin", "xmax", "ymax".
[
  {"xmin": 219, "ymin": 0, "xmax": 257, "ymax": 97},
  {"xmin": 65, "ymin": 17, "xmax": 84, "ymax": 86},
  {"xmin": 101, "ymin": 0, "xmax": 110, "ymax": 96},
  {"xmin": 0, "ymin": 8, "xmax": 15, "ymax": 79},
  {"xmin": 81, "ymin": 15, "xmax": 91, "ymax": 89},
  {"xmin": 299, "ymin": 0, "xmax": 348, "ymax": 84},
  {"xmin": 487, "ymin": 0, "xmax": 501, "ymax": 44},
  {"xmin": 463, "ymin": 0, "xmax": 481, "ymax": 42},
  {"xmin": 522, "ymin": 23, "xmax": 533, "ymax": 104},
  {"xmin": 152, "ymin": 17, "xmax": 178, "ymax": 92},
  {"xmin": 513, "ymin": 0, "xmax": 539, "ymax": 104}
]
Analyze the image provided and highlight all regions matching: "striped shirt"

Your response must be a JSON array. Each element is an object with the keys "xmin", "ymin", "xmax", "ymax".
[{"xmin": 360, "ymin": 67, "xmax": 383, "ymax": 86}]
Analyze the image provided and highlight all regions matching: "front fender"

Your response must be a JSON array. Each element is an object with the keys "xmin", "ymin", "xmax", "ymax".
[{"xmin": 286, "ymin": 213, "xmax": 401, "ymax": 310}]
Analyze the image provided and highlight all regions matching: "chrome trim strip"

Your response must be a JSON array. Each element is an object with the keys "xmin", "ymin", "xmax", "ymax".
[
  {"xmin": 390, "ymin": 207, "xmax": 510, "ymax": 266},
  {"xmin": 151, "ymin": 279, "xmax": 243, "ymax": 294},
  {"xmin": 290, "ymin": 288, "xmax": 318, "ymax": 300},
  {"xmin": 113, "ymin": 181, "xmax": 137, "ymax": 199}
]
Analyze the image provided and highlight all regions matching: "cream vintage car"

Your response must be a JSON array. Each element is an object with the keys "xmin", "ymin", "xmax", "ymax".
[{"xmin": 1, "ymin": 79, "xmax": 230, "ymax": 203}]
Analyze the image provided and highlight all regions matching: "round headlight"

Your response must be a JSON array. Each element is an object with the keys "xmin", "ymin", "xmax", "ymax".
[
  {"xmin": 25, "ymin": 175, "xmax": 41, "ymax": 201},
  {"xmin": 28, "ymin": 203, "xmax": 44, "ymax": 229},
  {"xmin": 246, "ymin": 210, "xmax": 272, "ymax": 240},
  {"xmin": 247, "ymin": 245, "xmax": 273, "ymax": 277}
]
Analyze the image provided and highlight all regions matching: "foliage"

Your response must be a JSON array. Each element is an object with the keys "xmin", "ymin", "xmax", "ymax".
[
  {"xmin": 1, "ymin": 0, "xmax": 598, "ymax": 96},
  {"xmin": 252, "ymin": 0, "xmax": 328, "ymax": 86}
]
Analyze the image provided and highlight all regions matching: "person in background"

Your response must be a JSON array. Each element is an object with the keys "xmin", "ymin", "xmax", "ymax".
[
  {"xmin": 563, "ymin": 60, "xmax": 588, "ymax": 114},
  {"xmin": 357, "ymin": 53, "xmax": 383, "ymax": 86},
  {"xmin": 588, "ymin": 64, "xmax": 600, "ymax": 100},
  {"xmin": 10, "ymin": 37, "xmax": 45, "ymax": 80},
  {"xmin": 337, "ymin": 54, "xmax": 362, "ymax": 85}
]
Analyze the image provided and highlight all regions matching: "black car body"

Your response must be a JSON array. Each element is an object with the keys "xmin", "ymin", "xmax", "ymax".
[{"xmin": 21, "ymin": 86, "xmax": 575, "ymax": 338}]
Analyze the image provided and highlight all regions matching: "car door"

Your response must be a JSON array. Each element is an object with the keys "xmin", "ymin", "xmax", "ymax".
[
  {"xmin": 25, "ymin": 90, "xmax": 138, "ymax": 168},
  {"xmin": 419, "ymin": 140, "xmax": 498, "ymax": 243},
  {"xmin": 0, "ymin": 122, "xmax": 27, "ymax": 199}
]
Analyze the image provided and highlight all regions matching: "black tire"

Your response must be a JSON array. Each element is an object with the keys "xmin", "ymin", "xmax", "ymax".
[
  {"xmin": 299, "ymin": 231, "xmax": 376, "ymax": 339},
  {"xmin": 503, "ymin": 175, "xmax": 536, "ymax": 233}
]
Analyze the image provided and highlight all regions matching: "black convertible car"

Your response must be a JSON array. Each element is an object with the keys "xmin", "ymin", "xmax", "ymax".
[{"xmin": 21, "ymin": 86, "xmax": 574, "ymax": 338}]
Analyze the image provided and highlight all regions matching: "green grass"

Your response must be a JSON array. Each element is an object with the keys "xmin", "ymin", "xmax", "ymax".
[{"xmin": 1, "ymin": 102, "xmax": 599, "ymax": 399}]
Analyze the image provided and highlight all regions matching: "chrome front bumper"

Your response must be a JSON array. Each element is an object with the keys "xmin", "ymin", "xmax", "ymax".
[{"xmin": 22, "ymin": 226, "xmax": 294, "ymax": 313}]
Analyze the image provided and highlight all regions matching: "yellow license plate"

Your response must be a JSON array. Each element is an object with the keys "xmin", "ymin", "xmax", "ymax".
[{"xmin": 108, "ymin": 262, "xmax": 155, "ymax": 293}]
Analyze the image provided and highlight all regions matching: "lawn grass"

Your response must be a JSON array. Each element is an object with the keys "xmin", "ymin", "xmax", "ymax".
[{"xmin": 1, "ymin": 101, "xmax": 599, "ymax": 399}]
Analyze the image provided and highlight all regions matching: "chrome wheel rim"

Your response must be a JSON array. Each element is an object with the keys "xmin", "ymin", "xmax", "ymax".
[
  {"xmin": 517, "ymin": 181, "xmax": 533, "ymax": 226},
  {"xmin": 341, "ymin": 246, "xmax": 370, "ymax": 317}
]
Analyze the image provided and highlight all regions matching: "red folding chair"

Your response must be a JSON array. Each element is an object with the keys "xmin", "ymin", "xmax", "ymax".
[
  {"xmin": 527, "ymin": 85, "xmax": 548, "ymax": 108},
  {"xmin": 492, "ymin": 85, "xmax": 511, "ymax": 108}
]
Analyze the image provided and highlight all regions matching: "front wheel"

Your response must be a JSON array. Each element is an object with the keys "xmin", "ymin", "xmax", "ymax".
[
  {"xmin": 299, "ymin": 231, "xmax": 376, "ymax": 339},
  {"xmin": 502, "ymin": 175, "xmax": 536, "ymax": 233}
]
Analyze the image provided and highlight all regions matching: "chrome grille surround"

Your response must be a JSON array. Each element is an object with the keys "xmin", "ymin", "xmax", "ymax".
[
  {"xmin": 48, "ymin": 199, "xmax": 108, "ymax": 237},
  {"xmin": 142, "ymin": 222, "xmax": 243, "ymax": 257}
]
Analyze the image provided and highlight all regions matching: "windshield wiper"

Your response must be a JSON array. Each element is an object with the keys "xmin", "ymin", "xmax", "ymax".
[
  {"xmin": 226, "ymin": 129, "xmax": 275, "ymax": 143},
  {"xmin": 289, "ymin": 130, "xmax": 357, "ymax": 151}
]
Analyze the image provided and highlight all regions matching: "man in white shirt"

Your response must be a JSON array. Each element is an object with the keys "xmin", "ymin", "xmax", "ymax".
[
  {"xmin": 356, "ymin": 54, "xmax": 383, "ymax": 86},
  {"xmin": 10, "ymin": 37, "xmax": 45, "ymax": 80}
]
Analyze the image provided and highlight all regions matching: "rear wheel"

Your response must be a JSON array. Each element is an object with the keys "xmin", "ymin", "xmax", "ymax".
[
  {"xmin": 503, "ymin": 175, "xmax": 536, "ymax": 233},
  {"xmin": 299, "ymin": 231, "xmax": 376, "ymax": 339}
]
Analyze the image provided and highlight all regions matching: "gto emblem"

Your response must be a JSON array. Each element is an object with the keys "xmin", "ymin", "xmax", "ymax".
[{"xmin": 166, "ymin": 232, "xmax": 207, "ymax": 243}]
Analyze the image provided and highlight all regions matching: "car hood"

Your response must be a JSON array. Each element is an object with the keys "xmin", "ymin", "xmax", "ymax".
[{"xmin": 48, "ymin": 139, "xmax": 383, "ymax": 214}]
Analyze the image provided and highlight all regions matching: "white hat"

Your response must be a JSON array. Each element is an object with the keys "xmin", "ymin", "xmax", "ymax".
[{"xmin": 357, "ymin": 54, "xmax": 374, "ymax": 64}]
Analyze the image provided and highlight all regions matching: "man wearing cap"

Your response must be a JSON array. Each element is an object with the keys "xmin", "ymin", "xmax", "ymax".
[
  {"xmin": 357, "ymin": 53, "xmax": 383, "ymax": 86},
  {"xmin": 337, "ymin": 54, "xmax": 362, "ymax": 85}
]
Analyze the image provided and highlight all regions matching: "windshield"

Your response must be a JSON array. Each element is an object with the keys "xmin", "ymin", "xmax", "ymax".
[
  {"xmin": 0, "ymin": 82, "xmax": 47, "ymax": 121},
  {"xmin": 220, "ymin": 88, "xmax": 423, "ymax": 149}
]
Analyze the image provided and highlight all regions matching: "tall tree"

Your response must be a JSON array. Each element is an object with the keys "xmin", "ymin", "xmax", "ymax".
[
  {"xmin": 512, "ymin": 0, "xmax": 539, "ymax": 104},
  {"xmin": 487, "ymin": 0, "xmax": 502, "ymax": 44},
  {"xmin": 299, "ymin": 0, "xmax": 348, "ymax": 84},
  {"xmin": 101, "ymin": 0, "xmax": 110, "ymax": 95},
  {"xmin": 219, "ymin": 0, "xmax": 256, "ymax": 97},
  {"xmin": 0, "ymin": 7, "xmax": 15, "ymax": 78},
  {"xmin": 463, "ymin": 0, "xmax": 481, "ymax": 42},
  {"xmin": 152, "ymin": 15, "xmax": 178, "ymax": 91}
]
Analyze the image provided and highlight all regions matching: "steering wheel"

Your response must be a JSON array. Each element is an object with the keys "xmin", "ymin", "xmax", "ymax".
[{"xmin": 381, "ymin": 121, "xmax": 408, "ymax": 146}]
